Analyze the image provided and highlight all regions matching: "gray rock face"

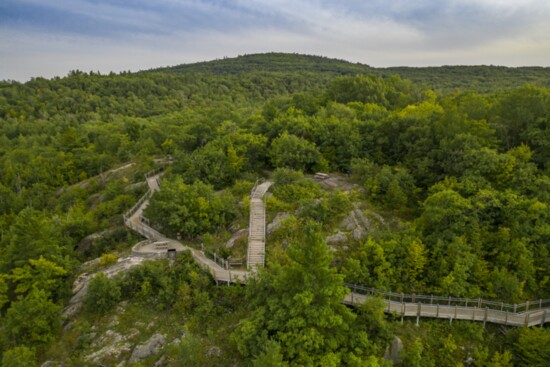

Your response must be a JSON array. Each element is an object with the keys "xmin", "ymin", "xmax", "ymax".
[
  {"xmin": 383, "ymin": 336, "xmax": 404, "ymax": 365},
  {"xmin": 225, "ymin": 228, "xmax": 248, "ymax": 248},
  {"xmin": 128, "ymin": 333, "xmax": 167, "ymax": 363},
  {"xmin": 206, "ymin": 346, "xmax": 222, "ymax": 357},
  {"xmin": 40, "ymin": 362, "xmax": 64, "ymax": 367},
  {"xmin": 352, "ymin": 226, "xmax": 366, "ymax": 240},
  {"xmin": 267, "ymin": 212, "xmax": 290, "ymax": 235},
  {"xmin": 84, "ymin": 330, "xmax": 131, "ymax": 365},
  {"xmin": 339, "ymin": 206, "xmax": 371, "ymax": 240},
  {"xmin": 340, "ymin": 212, "xmax": 358, "ymax": 231},
  {"xmin": 326, "ymin": 231, "xmax": 348, "ymax": 244}
]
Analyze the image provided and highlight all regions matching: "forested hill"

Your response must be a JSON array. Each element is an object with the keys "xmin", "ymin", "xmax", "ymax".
[
  {"xmin": 1, "ymin": 53, "xmax": 550, "ymax": 366},
  {"xmin": 152, "ymin": 53, "xmax": 372, "ymax": 76},
  {"xmin": 153, "ymin": 52, "xmax": 550, "ymax": 92}
]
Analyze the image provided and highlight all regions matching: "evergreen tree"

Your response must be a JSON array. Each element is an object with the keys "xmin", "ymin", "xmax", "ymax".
[{"xmin": 232, "ymin": 222, "xmax": 385, "ymax": 366}]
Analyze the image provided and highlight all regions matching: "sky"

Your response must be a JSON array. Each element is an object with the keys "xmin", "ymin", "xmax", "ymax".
[{"xmin": 1, "ymin": 0, "xmax": 550, "ymax": 81}]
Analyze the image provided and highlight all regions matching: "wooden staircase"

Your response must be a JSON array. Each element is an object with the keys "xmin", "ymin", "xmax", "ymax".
[{"xmin": 247, "ymin": 181, "xmax": 272, "ymax": 269}]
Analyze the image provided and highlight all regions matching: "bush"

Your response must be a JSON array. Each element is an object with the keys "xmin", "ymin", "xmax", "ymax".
[
  {"xmin": 99, "ymin": 253, "xmax": 118, "ymax": 267},
  {"xmin": 1, "ymin": 346, "xmax": 36, "ymax": 367},
  {"xmin": 84, "ymin": 273, "xmax": 121, "ymax": 314}
]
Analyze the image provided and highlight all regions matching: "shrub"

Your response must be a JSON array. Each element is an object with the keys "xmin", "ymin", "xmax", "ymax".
[{"xmin": 84, "ymin": 273, "xmax": 121, "ymax": 314}]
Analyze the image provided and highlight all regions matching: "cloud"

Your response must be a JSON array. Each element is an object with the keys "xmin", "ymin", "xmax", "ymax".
[{"xmin": 1, "ymin": 0, "xmax": 550, "ymax": 81}]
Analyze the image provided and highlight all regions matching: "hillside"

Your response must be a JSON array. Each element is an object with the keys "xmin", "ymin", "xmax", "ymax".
[
  {"xmin": 153, "ymin": 52, "xmax": 550, "ymax": 92},
  {"xmin": 152, "ymin": 52, "xmax": 372, "ymax": 76},
  {"xmin": 0, "ymin": 54, "xmax": 549, "ymax": 366}
]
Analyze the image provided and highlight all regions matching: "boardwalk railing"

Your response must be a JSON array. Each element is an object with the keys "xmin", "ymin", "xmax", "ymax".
[
  {"xmin": 144, "ymin": 166, "xmax": 165, "ymax": 179},
  {"xmin": 125, "ymin": 220, "xmax": 165, "ymax": 241},
  {"xmin": 344, "ymin": 283, "xmax": 550, "ymax": 327},
  {"xmin": 250, "ymin": 178, "xmax": 265, "ymax": 198},
  {"xmin": 123, "ymin": 189, "xmax": 151, "ymax": 223},
  {"xmin": 344, "ymin": 283, "xmax": 550, "ymax": 313},
  {"xmin": 202, "ymin": 245, "xmax": 229, "ymax": 270}
]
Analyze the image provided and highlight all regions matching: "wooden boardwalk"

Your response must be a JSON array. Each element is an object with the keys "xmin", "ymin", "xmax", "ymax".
[
  {"xmin": 123, "ymin": 170, "xmax": 550, "ymax": 327},
  {"xmin": 344, "ymin": 284, "xmax": 550, "ymax": 327},
  {"xmin": 247, "ymin": 181, "xmax": 273, "ymax": 269}
]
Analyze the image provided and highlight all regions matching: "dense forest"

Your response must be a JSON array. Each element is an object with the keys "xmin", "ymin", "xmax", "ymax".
[{"xmin": 0, "ymin": 53, "xmax": 549, "ymax": 366}]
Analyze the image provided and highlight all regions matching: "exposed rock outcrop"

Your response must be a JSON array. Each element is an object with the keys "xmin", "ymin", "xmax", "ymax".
[
  {"xmin": 326, "ymin": 231, "xmax": 347, "ymax": 245},
  {"xmin": 128, "ymin": 333, "xmax": 167, "ymax": 363},
  {"xmin": 267, "ymin": 212, "xmax": 291, "ymax": 235}
]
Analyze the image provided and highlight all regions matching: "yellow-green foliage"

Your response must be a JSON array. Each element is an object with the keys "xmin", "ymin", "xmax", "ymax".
[{"xmin": 99, "ymin": 253, "xmax": 118, "ymax": 267}]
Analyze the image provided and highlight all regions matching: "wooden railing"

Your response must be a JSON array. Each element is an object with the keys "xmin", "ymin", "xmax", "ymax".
[
  {"xmin": 123, "ymin": 190, "xmax": 151, "ymax": 223},
  {"xmin": 344, "ymin": 283, "xmax": 550, "ymax": 327}
]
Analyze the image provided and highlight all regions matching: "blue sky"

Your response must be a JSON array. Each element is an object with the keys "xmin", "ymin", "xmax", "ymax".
[{"xmin": 1, "ymin": 0, "xmax": 550, "ymax": 81}]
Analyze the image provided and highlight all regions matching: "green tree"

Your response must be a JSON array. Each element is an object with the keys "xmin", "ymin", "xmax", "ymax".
[
  {"xmin": 1, "ymin": 346, "xmax": 36, "ymax": 367},
  {"xmin": 342, "ymin": 237, "xmax": 392, "ymax": 289},
  {"xmin": 10, "ymin": 256, "xmax": 68, "ymax": 300},
  {"xmin": 513, "ymin": 327, "xmax": 550, "ymax": 367},
  {"xmin": 84, "ymin": 273, "xmax": 121, "ymax": 315},
  {"xmin": 3, "ymin": 288, "xmax": 61, "ymax": 346},
  {"xmin": 232, "ymin": 222, "xmax": 383, "ymax": 366},
  {"xmin": 1, "ymin": 208, "xmax": 71, "ymax": 272},
  {"xmin": 144, "ymin": 177, "xmax": 237, "ymax": 238},
  {"xmin": 0, "ymin": 274, "xmax": 8, "ymax": 310},
  {"xmin": 252, "ymin": 339, "xmax": 288, "ymax": 367},
  {"xmin": 403, "ymin": 238, "xmax": 428, "ymax": 291},
  {"xmin": 269, "ymin": 132, "xmax": 327, "ymax": 172}
]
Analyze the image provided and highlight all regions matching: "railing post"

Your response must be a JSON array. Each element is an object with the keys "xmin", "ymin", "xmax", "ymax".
[
  {"xmin": 436, "ymin": 304, "xmax": 439, "ymax": 318},
  {"xmin": 400, "ymin": 293, "xmax": 404, "ymax": 303},
  {"xmin": 505, "ymin": 311, "xmax": 508, "ymax": 326},
  {"xmin": 524, "ymin": 312, "xmax": 530, "ymax": 327},
  {"xmin": 541, "ymin": 310, "xmax": 547, "ymax": 328},
  {"xmin": 478, "ymin": 298, "xmax": 482, "ymax": 308},
  {"xmin": 472, "ymin": 306, "xmax": 476, "ymax": 321},
  {"xmin": 416, "ymin": 303, "xmax": 421, "ymax": 326},
  {"xmin": 448, "ymin": 296, "xmax": 452, "ymax": 306},
  {"xmin": 526, "ymin": 300, "xmax": 530, "ymax": 311},
  {"xmin": 412, "ymin": 293, "xmax": 416, "ymax": 303},
  {"xmin": 483, "ymin": 308, "xmax": 488, "ymax": 327},
  {"xmin": 514, "ymin": 304, "xmax": 517, "ymax": 313}
]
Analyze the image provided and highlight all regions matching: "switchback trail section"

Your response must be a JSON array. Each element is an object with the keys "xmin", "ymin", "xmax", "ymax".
[{"xmin": 123, "ymin": 170, "xmax": 550, "ymax": 327}]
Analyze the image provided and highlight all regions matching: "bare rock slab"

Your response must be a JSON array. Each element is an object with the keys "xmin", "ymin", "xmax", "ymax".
[{"xmin": 128, "ymin": 333, "xmax": 167, "ymax": 363}]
